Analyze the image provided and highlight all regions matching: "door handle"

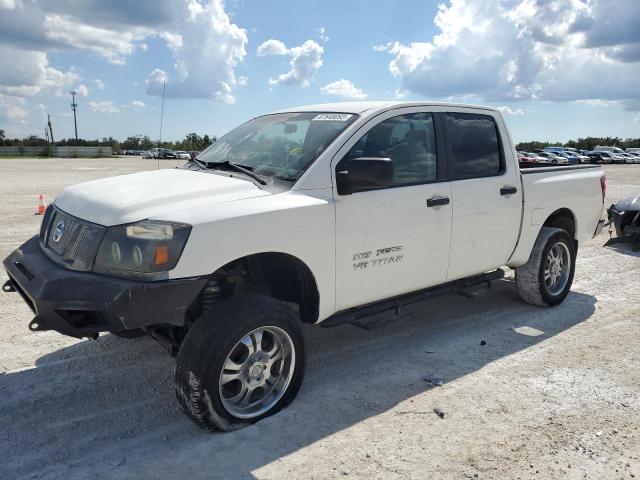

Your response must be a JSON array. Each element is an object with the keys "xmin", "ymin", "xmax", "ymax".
[
  {"xmin": 500, "ymin": 186, "xmax": 518, "ymax": 196},
  {"xmin": 426, "ymin": 196, "xmax": 450, "ymax": 207}
]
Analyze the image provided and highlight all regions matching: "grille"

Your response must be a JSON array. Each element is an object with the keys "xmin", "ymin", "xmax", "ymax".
[
  {"xmin": 47, "ymin": 211, "xmax": 84, "ymax": 258},
  {"xmin": 44, "ymin": 208, "xmax": 105, "ymax": 271}
]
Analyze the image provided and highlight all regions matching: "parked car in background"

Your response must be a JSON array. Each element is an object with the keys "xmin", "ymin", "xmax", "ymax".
[
  {"xmin": 175, "ymin": 151, "xmax": 191, "ymax": 160},
  {"xmin": 564, "ymin": 148, "xmax": 591, "ymax": 164},
  {"xmin": 528, "ymin": 152, "xmax": 551, "ymax": 164},
  {"xmin": 588, "ymin": 151, "xmax": 623, "ymax": 164},
  {"xmin": 518, "ymin": 152, "xmax": 550, "ymax": 165},
  {"xmin": 151, "ymin": 148, "xmax": 177, "ymax": 159},
  {"xmin": 595, "ymin": 145, "xmax": 625, "ymax": 154},
  {"xmin": 544, "ymin": 147, "xmax": 578, "ymax": 164},
  {"xmin": 620, "ymin": 153, "xmax": 640, "ymax": 164},
  {"xmin": 517, "ymin": 152, "xmax": 537, "ymax": 163},
  {"xmin": 594, "ymin": 146, "xmax": 627, "ymax": 163},
  {"xmin": 626, "ymin": 148, "xmax": 640, "ymax": 155},
  {"xmin": 535, "ymin": 151, "xmax": 569, "ymax": 164},
  {"xmin": 587, "ymin": 151, "xmax": 609, "ymax": 164},
  {"xmin": 560, "ymin": 152, "xmax": 580, "ymax": 164},
  {"xmin": 626, "ymin": 151, "xmax": 640, "ymax": 163},
  {"xmin": 142, "ymin": 150, "xmax": 152, "ymax": 159}
]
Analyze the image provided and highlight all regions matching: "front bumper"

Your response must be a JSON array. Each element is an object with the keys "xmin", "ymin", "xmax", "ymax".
[{"xmin": 3, "ymin": 235, "xmax": 207, "ymax": 338}]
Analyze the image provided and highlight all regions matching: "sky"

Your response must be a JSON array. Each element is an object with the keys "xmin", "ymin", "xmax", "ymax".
[{"xmin": 0, "ymin": 0, "xmax": 639, "ymax": 144}]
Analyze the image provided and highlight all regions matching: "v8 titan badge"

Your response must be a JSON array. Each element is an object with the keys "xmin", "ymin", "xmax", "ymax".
[{"xmin": 352, "ymin": 246, "xmax": 404, "ymax": 270}]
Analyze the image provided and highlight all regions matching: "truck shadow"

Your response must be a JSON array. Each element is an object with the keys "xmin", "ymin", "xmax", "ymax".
[
  {"xmin": 604, "ymin": 241, "xmax": 640, "ymax": 257},
  {"xmin": 0, "ymin": 279, "xmax": 597, "ymax": 480}
]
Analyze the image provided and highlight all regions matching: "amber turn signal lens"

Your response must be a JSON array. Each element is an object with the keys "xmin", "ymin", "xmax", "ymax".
[{"xmin": 154, "ymin": 245, "xmax": 169, "ymax": 265}]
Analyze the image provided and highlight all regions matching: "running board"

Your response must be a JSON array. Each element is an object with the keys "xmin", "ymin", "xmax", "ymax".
[{"xmin": 322, "ymin": 269, "xmax": 505, "ymax": 330}]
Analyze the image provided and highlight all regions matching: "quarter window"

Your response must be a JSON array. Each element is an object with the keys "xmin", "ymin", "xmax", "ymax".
[
  {"xmin": 446, "ymin": 113, "xmax": 503, "ymax": 179},
  {"xmin": 341, "ymin": 112, "xmax": 437, "ymax": 187}
]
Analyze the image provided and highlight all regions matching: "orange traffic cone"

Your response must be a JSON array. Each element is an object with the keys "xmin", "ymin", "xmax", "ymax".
[{"xmin": 36, "ymin": 194, "xmax": 46, "ymax": 215}]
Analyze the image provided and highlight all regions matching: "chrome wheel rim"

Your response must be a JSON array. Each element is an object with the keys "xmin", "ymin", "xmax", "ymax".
[
  {"xmin": 219, "ymin": 326, "xmax": 295, "ymax": 419},
  {"xmin": 544, "ymin": 242, "xmax": 570, "ymax": 296}
]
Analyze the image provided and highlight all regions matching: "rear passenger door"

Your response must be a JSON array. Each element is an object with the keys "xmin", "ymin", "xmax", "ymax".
[{"xmin": 444, "ymin": 111, "xmax": 522, "ymax": 281}]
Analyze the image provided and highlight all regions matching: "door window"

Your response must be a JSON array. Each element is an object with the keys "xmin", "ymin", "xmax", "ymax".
[
  {"xmin": 445, "ymin": 113, "xmax": 503, "ymax": 179},
  {"xmin": 341, "ymin": 112, "xmax": 437, "ymax": 187}
]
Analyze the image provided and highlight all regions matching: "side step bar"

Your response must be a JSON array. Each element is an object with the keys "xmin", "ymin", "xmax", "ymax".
[{"xmin": 322, "ymin": 269, "xmax": 505, "ymax": 330}]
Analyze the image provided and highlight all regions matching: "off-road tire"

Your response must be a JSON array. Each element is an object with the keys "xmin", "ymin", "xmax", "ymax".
[
  {"xmin": 174, "ymin": 294, "xmax": 305, "ymax": 432},
  {"xmin": 515, "ymin": 227, "xmax": 576, "ymax": 307}
]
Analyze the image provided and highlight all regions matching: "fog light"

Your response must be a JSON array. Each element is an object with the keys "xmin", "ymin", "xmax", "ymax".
[
  {"xmin": 111, "ymin": 242, "xmax": 121, "ymax": 264},
  {"xmin": 132, "ymin": 246, "xmax": 143, "ymax": 266}
]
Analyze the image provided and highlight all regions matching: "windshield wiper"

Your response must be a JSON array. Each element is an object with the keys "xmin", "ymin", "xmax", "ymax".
[{"xmin": 204, "ymin": 160, "xmax": 267, "ymax": 185}]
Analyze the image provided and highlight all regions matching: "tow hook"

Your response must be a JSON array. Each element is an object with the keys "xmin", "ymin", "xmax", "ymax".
[
  {"xmin": 28, "ymin": 316, "xmax": 46, "ymax": 331},
  {"xmin": 2, "ymin": 280, "xmax": 16, "ymax": 293}
]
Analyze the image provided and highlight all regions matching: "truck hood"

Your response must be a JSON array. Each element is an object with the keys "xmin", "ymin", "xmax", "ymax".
[{"xmin": 55, "ymin": 168, "xmax": 271, "ymax": 226}]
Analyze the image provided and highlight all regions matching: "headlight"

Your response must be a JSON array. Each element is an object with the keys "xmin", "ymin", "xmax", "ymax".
[{"xmin": 94, "ymin": 220, "xmax": 191, "ymax": 278}]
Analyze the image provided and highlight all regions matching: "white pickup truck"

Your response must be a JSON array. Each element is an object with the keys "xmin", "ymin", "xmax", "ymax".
[{"xmin": 3, "ymin": 101, "xmax": 605, "ymax": 431}]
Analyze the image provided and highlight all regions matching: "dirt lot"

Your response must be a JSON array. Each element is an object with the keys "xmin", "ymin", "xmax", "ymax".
[{"xmin": 1, "ymin": 158, "xmax": 638, "ymax": 480}]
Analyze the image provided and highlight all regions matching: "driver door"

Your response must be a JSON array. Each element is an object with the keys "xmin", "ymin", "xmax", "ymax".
[{"xmin": 333, "ymin": 108, "xmax": 452, "ymax": 311}]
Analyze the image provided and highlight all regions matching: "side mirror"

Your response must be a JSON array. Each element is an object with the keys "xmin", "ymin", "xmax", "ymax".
[{"xmin": 336, "ymin": 157, "xmax": 394, "ymax": 195}]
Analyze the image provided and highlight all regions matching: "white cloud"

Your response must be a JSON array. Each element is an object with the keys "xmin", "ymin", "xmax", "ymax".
[
  {"xmin": 0, "ymin": 0, "xmax": 248, "ymax": 103},
  {"xmin": 257, "ymin": 39, "xmax": 288, "ymax": 57},
  {"xmin": 237, "ymin": 75, "xmax": 248, "ymax": 86},
  {"xmin": 496, "ymin": 106, "xmax": 525, "ymax": 116},
  {"xmin": 0, "ymin": 44, "xmax": 78, "ymax": 97},
  {"xmin": 132, "ymin": 100, "xmax": 146, "ymax": 108},
  {"xmin": 0, "ymin": 0, "xmax": 19, "ymax": 9},
  {"xmin": 0, "ymin": 94, "xmax": 28, "ymax": 124},
  {"xmin": 43, "ymin": 14, "xmax": 148, "ymax": 65},
  {"xmin": 320, "ymin": 79, "xmax": 368, "ymax": 99},
  {"xmin": 375, "ymin": 0, "xmax": 640, "ymax": 109},
  {"xmin": 93, "ymin": 78, "xmax": 105, "ymax": 90},
  {"xmin": 75, "ymin": 84, "xmax": 89, "ymax": 97},
  {"xmin": 88, "ymin": 100, "xmax": 119, "ymax": 113},
  {"xmin": 317, "ymin": 27, "xmax": 329, "ymax": 43},
  {"xmin": 257, "ymin": 39, "xmax": 324, "ymax": 87},
  {"xmin": 145, "ymin": 0, "xmax": 247, "ymax": 102}
]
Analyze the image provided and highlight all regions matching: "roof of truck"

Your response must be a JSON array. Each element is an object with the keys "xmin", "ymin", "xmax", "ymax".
[{"xmin": 271, "ymin": 101, "xmax": 500, "ymax": 116}]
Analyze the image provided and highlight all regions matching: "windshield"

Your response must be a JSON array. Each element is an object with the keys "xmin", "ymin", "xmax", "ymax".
[{"xmin": 196, "ymin": 112, "xmax": 358, "ymax": 180}]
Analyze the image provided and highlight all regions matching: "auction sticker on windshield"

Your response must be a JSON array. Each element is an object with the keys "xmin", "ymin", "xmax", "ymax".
[{"xmin": 312, "ymin": 113, "xmax": 353, "ymax": 121}]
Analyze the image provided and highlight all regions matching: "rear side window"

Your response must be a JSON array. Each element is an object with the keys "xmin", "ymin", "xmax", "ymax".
[{"xmin": 446, "ymin": 113, "xmax": 503, "ymax": 179}]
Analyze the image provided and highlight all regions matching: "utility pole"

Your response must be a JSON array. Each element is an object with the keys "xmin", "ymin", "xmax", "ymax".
[
  {"xmin": 159, "ymin": 80, "xmax": 166, "ymax": 146},
  {"xmin": 69, "ymin": 90, "xmax": 78, "ymax": 140},
  {"xmin": 47, "ymin": 113, "xmax": 54, "ymax": 144},
  {"xmin": 158, "ymin": 80, "xmax": 166, "ymax": 170}
]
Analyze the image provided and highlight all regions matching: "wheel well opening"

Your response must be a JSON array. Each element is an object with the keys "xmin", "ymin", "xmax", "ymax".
[
  {"xmin": 543, "ymin": 208, "xmax": 577, "ymax": 245},
  {"xmin": 198, "ymin": 253, "xmax": 320, "ymax": 324}
]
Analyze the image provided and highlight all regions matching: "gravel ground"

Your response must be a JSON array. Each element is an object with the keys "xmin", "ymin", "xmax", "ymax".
[{"xmin": 0, "ymin": 158, "xmax": 639, "ymax": 480}]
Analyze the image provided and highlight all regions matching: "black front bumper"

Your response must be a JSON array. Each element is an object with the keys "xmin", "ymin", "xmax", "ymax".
[{"xmin": 3, "ymin": 236, "xmax": 207, "ymax": 338}]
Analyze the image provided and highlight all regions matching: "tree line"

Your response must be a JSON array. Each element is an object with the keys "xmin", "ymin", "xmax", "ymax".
[
  {"xmin": 516, "ymin": 137, "xmax": 640, "ymax": 152},
  {"xmin": 0, "ymin": 130, "xmax": 216, "ymax": 154},
  {"xmin": 2, "ymin": 128, "xmax": 638, "ymax": 155}
]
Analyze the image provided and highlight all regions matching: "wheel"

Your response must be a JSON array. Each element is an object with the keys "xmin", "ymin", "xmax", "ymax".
[
  {"xmin": 515, "ymin": 227, "xmax": 576, "ymax": 307},
  {"xmin": 175, "ymin": 294, "xmax": 304, "ymax": 431}
]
